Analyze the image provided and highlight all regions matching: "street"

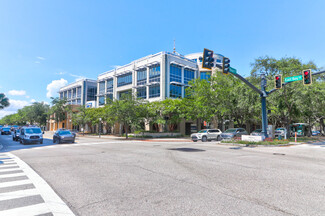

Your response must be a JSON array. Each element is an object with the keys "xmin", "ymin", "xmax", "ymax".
[{"xmin": 0, "ymin": 133, "xmax": 324, "ymax": 216}]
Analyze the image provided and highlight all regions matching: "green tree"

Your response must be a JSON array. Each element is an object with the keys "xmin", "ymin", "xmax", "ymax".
[
  {"xmin": 0, "ymin": 93, "xmax": 10, "ymax": 110},
  {"xmin": 49, "ymin": 97, "xmax": 70, "ymax": 129},
  {"xmin": 109, "ymin": 93, "xmax": 145, "ymax": 139},
  {"xmin": 72, "ymin": 106, "xmax": 90, "ymax": 136}
]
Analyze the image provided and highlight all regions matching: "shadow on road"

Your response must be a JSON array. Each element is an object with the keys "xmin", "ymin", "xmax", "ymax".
[
  {"xmin": 0, "ymin": 137, "xmax": 60, "ymax": 153},
  {"xmin": 167, "ymin": 148, "xmax": 205, "ymax": 152}
]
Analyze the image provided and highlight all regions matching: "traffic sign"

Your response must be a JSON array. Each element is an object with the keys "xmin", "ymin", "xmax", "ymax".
[
  {"xmin": 229, "ymin": 67, "xmax": 237, "ymax": 74},
  {"xmin": 284, "ymin": 75, "xmax": 302, "ymax": 82}
]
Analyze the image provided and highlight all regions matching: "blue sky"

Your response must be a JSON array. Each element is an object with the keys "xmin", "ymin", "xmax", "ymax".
[{"xmin": 1, "ymin": 0, "xmax": 325, "ymax": 117}]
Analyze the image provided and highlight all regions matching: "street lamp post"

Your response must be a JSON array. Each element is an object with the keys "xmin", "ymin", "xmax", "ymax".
[{"xmin": 99, "ymin": 118, "xmax": 102, "ymax": 138}]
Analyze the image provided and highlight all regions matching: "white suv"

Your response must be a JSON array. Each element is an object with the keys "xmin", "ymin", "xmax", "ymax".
[{"xmin": 191, "ymin": 129, "xmax": 222, "ymax": 142}]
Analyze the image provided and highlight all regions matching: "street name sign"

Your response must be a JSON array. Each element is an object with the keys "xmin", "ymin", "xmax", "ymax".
[
  {"xmin": 284, "ymin": 75, "xmax": 302, "ymax": 82},
  {"xmin": 229, "ymin": 67, "xmax": 237, "ymax": 74}
]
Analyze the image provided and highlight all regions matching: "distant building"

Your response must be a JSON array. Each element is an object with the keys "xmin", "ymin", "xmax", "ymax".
[
  {"xmin": 59, "ymin": 79, "xmax": 97, "ymax": 106},
  {"xmin": 96, "ymin": 51, "xmax": 198, "ymax": 107}
]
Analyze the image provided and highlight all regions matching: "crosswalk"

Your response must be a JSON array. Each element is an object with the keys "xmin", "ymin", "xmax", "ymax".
[{"xmin": 0, "ymin": 153, "xmax": 75, "ymax": 216}]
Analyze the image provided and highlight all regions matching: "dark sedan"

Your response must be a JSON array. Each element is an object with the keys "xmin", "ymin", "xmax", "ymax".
[
  {"xmin": 1, "ymin": 127, "xmax": 11, "ymax": 135},
  {"xmin": 53, "ymin": 130, "xmax": 75, "ymax": 144}
]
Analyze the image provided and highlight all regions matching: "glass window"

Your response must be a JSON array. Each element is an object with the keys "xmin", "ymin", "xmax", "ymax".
[
  {"xmin": 119, "ymin": 90, "xmax": 132, "ymax": 99},
  {"xmin": 77, "ymin": 99, "xmax": 81, "ymax": 105},
  {"xmin": 99, "ymin": 81, "xmax": 105, "ymax": 95},
  {"xmin": 106, "ymin": 79, "xmax": 113, "ymax": 93},
  {"xmin": 68, "ymin": 90, "xmax": 72, "ymax": 98},
  {"xmin": 117, "ymin": 73, "xmax": 132, "ymax": 87},
  {"xmin": 137, "ymin": 87, "xmax": 146, "ymax": 99},
  {"xmin": 25, "ymin": 128, "xmax": 42, "ymax": 134},
  {"xmin": 192, "ymin": 59, "xmax": 197, "ymax": 62},
  {"xmin": 72, "ymin": 88, "xmax": 76, "ymax": 98},
  {"xmin": 87, "ymin": 86, "xmax": 97, "ymax": 101},
  {"xmin": 60, "ymin": 92, "xmax": 63, "ymax": 99},
  {"xmin": 58, "ymin": 131, "xmax": 72, "ymax": 135},
  {"xmin": 137, "ymin": 68, "xmax": 147, "ymax": 85},
  {"xmin": 77, "ymin": 87, "xmax": 81, "ymax": 98},
  {"xmin": 200, "ymin": 71, "xmax": 211, "ymax": 80},
  {"xmin": 64, "ymin": 91, "xmax": 67, "ymax": 99},
  {"xmin": 149, "ymin": 64, "xmax": 160, "ymax": 83},
  {"xmin": 170, "ymin": 64, "xmax": 182, "ymax": 83},
  {"xmin": 199, "ymin": 58, "xmax": 202, "ymax": 63},
  {"xmin": 99, "ymin": 96, "xmax": 105, "ymax": 106},
  {"xmin": 170, "ymin": 84, "xmax": 182, "ymax": 98},
  {"xmin": 184, "ymin": 68, "xmax": 195, "ymax": 85},
  {"xmin": 107, "ymin": 93, "xmax": 113, "ymax": 101},
  {"xmin": 149, "ymin": 84, "xmax": 160, "ymax": 98}
]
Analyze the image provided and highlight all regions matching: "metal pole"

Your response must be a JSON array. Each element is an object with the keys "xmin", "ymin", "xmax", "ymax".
[{"xmin": 261, "ymin": 73, "xmax": 268, "ymax": 139}]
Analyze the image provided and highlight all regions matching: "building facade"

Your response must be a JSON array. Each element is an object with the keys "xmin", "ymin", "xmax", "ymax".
[
  {"xmin": 96, "ymin": 52, "xmax": 198, "ymax": 107},
  {"xmin": 59, "ymin": 79, "xmax": 97, "ymax": 106}
]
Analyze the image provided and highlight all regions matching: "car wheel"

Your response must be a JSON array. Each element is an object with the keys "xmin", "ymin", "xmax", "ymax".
[
  {"xmin": 192, "ymin": 140, "xmax": 197, "ymax": 142},
  {"xmin": 217, "ymin": 136, "xmax": 221, "ymax": 141},
  {"xmin": 202, "ymin": 136, "xmax": 207, "ymax": 142},
  {"xmin": 12, "ymin": 137, "xmax": 15, "ymax": 141},
  {"xmin": 71, "ymin": 140, "xmax": 75, "ymax": 143},
  {"xmin": 53, "ymin": 138, "xmax": 56, "ymax": 144},
  {"xmin": 40, "ymin": 140, "xmax": 43, "ymax": 144},
  {"xmin": 58, "ymin": 138, "xmax": 61, "ymax": 144},
  {"xmin": 22, "ymin": 139, "xmax": 26, "ymax": 145}
]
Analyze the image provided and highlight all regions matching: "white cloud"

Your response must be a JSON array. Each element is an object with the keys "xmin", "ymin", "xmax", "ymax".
[
  {"xmin": 0, "ymin": 99, "xmax": 30, "ymax": 118},
  {"xmin": 25, "ymin": 95, "xmax": 30, "ymax": 99},
  {"xmin": 46, "ymin": 78, "xmax": 68, "ymax": 98},
  {"xmin": 30, "ymin": 99, "xmax": 36, "ymax": 103},
  {"xmin": 55, "ymin": 71, "xmax": 66, "ymax": 75},
  {"xmin": 8, "ymin": 90, "xmax": 26, "ymax": 96},
  {"xmin": 37, "ymin": 56, "xmax": 45, "ymax": 60}
]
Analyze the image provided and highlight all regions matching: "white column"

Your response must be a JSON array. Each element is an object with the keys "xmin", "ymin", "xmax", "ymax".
[
  {"xmin": 146, "ymin": 66, "xmax": 150, "ymax": 99},
  {"xmin": 181, "ymin": 66, "xmax": 184, "ymax": 98}
]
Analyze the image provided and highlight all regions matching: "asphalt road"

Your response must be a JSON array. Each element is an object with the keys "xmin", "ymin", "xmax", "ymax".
[{"xmin": 1, "ymin": 133, "xmax": 325, "ymax": 216}]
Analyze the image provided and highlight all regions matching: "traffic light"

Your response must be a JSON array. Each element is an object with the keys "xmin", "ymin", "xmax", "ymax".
[
  {"xmin": 275, "ymin": 75, "xmax": 282, "ymax": 89},
  {"xmin": 222, "ymin": 57, "xmax": 230, "ymax": 74},
  {"xmin": 202, "ymin": 48, "xmax": 214, "ymax": 69},
  {"xmin": 302, "ymin": 69, "xmax": 312, "ymax": 85}
]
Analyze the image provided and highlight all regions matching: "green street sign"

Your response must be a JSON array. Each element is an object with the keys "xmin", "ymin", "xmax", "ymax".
[
  {"xmin": 229, "ymin": 67, "xmax": 237, "ymax": 74},
  {"xmin": 284, "ymin": 75, "xmax": 302, "ymax": 82}
]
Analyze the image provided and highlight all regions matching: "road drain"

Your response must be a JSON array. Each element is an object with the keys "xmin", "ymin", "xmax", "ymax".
[{"xmin": 273, "ymin": 153, "xmax": 286, "ymax": 156}]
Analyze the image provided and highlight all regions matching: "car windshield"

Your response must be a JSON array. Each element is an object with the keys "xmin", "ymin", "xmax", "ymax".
[
  {"xmin": 198, "ymin": 130, "xmax": 207, "ymax": 133},
  {"xmin": 225, "ymin": 129, "xmax": 236, "ymax": 133},
  {"xmin": 25, "ymin": 128, "xmax": 42, "ymax": 134},
  {"xmin": 253, "ymin": 129, "xmax": 262, "ymax": 132},
  {"xmin": 59, "ymin": 131, "xmax": 72, "ymax": 135},
  {"xmin": 3, "ymin": 128, "xmax": 10, "ymax": 131}
]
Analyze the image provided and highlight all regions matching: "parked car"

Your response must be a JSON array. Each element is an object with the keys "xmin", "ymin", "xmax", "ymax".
[
  {"xmin": 250, "ymin": 129, "xmax": 263, "ymax": 136},
  {"xmin": 19, "ymin": 127, "xmax": 43, "ymax": 144},
  {"xmin": 1, "ymin": 127, "xmax": 11, "ymax": 135},
  {"xmin": 220, "ymin": 128, "xmax": 248, "ymax": 140},
  {"xmin": 12, "ymin": 129, "xmax": 21, "ymax": 141},
  {"xmin": 312, "ymin": 131, "xmax": 321, "ymax": 136},
  {"xmin": 274, "ymin": 128, "xmax": 286, "ymax": 138},
  {"xmin": 191, "ymin": 129, "xmax": 222, "ymax": 142},
  {"xmin": 53, "ymin": 130, "xmax": 75, "ymax": 144}
]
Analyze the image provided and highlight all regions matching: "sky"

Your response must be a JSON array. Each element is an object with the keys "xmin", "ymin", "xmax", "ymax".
[{"xmin": 1, "ymin": 0, "xmax": 325, "ymax": 118}]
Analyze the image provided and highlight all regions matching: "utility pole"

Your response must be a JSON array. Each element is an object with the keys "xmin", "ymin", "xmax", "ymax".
[{"xmin": 260, "ymin": 73, "xmax": 268, "ymax": 138}]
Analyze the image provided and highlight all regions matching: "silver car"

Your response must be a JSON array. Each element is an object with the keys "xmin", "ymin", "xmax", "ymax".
[
  {"xmin": 191, "ymin": 129, "xmax": 222, "ymax": 142},
  {"xmin": 220, "ymin": 128, "xmax": 248, "ymax": 140},
  {"xmin": 250, "ymin": 129, "xmax": 263, "ymax": 136}
]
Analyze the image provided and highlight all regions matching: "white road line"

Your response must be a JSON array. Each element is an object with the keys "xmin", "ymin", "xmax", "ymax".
[
  {"xmin": 0, "ymin": 179, "xmax": 32, "ymax": 188},
  {"xmin": 0, "ymin": 203, "xmax": 51, "ymax": 216},
  {"xmin": 7, "ymin": 153, "xmax": 75, "ymax": 216},
  {"xmin": 0, "ymin": 188, "xmax": 39, "ymax": 201},
  {"xmin": 0, "ymin": 168, "xmax": 21, "ymax": 173},
  {"xmin": 0, "ymin": 172, "xmax": 25, "ymax": 178}
]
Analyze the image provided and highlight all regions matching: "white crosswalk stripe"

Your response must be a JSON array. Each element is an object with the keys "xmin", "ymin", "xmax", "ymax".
[{"xmin": 0, "ymin": 153, "xmax": 75, "ymax": 216}]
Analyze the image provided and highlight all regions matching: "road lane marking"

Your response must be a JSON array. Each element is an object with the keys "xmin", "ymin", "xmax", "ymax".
[
  {"xmin": 0, "ymin": 188, "xmax": 39, "ymax": 201},
  {"xmin": 0, "ymin": 203, "xmax": 51, "ymax": 216},
  {"xmin": 0, "ymin": 168, "xmax": 21, "ymax": 173},
  {"xmin": 0, "ymin": 173, "xmax": 26, "ymax": 178},
  {"xmin": 6, "ymin": 153, "xmax": 75, "ymax": 215},
  {"xmin": 0, "ymin": 179, "xmax": 32, "ymax": 188}
]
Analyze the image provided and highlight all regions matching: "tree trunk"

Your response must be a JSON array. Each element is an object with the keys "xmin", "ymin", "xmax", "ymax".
[
  {"xmin": 125, "ymin": 124, "xmax": 129, "ymax": 139},
  {"xmin": 83, "ymin": 124, "xmax": 85, "ymax": 136}
]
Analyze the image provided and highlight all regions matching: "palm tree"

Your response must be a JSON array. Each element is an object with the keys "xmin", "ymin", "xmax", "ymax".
[{"xmin": 0, "ymin": 93, "xmax": 9, "ymax": 109}]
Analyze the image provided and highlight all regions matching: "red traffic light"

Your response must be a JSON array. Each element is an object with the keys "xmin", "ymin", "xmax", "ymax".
[
  {"xmin": 276, "ymin": 76, "xmax": 280, "ymax": 80},
  {"xmin": 304, "ymin": 71, "xmax": 309, "ymax": 75}
]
